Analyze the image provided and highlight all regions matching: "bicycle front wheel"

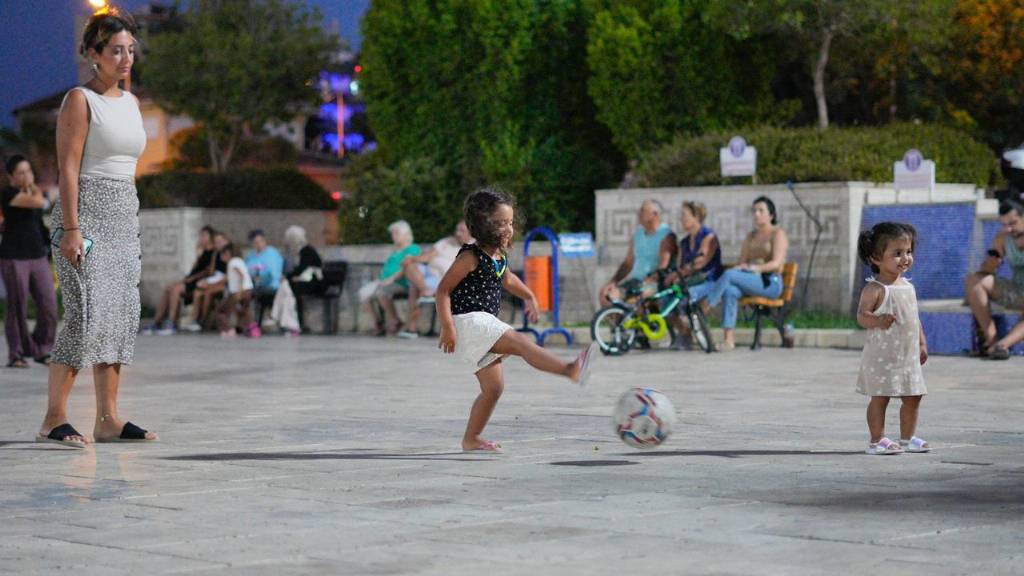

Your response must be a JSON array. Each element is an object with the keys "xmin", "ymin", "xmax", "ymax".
[
  {"xmin": 591, "ymin": 304, "xmax": 636, "ymax": 356},
  {"xmin": 688, "ymin": 305, "xmax": 715, "ymax": 353}
]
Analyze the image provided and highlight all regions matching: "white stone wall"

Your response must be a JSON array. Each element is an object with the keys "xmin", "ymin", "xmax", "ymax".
[
  {"xmin": 139, "ymin": 208, "xmax": 334, "ymax": 309},
  {"xmin": 596, "ymin": 182, "xmax": 980, "ymax": 314}
]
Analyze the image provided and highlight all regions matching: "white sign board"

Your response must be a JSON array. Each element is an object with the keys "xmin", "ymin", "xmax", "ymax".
[
  {"xmin": 720, "ymin": 136, "xmax": 757, "ymax": 177},
  {"xmin": 893, "ymin": 148, "xmax": 935, "ymax": 191}
]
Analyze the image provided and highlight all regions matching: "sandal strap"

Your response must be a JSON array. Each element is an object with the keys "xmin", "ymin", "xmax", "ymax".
[
  {"xmin": 120, "ymin": 421, "xmax": 149, "ymax": 440},
  {"xmin": 47, "ymin": 423, "xmax": 83, "ymax": 442},
  {"xmin": 875, "ymin": 437, "xmax": 900, "ymax": 451}
]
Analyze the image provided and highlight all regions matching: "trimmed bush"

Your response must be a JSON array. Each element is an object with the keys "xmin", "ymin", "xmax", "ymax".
[
  {"xmin": 635, "ymin": 124, "xmax": 998, "ymax": 188},
  {"xmin": 137, "ymin": 168, "xmax": 336, "ymax": 210}
]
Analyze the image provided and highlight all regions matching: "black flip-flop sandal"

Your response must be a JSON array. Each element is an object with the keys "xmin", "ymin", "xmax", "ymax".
[
  {"xmin": 95, "ymin": 421, "xmax": 157, "ymax": 443},
  {"xmin": 36, "ymin": 423, "xmax": 87, "ymax": 449},
  {"xmin": 33, "ymin": 355, "xmax": 52, "ymax": 366},
  {"xmin": 7, "ymin": 358, "xmax": 30, "ymax": 369},
  {"xmin": 989, "ymin": 346, "xmax": 1010, "ymax": 360}
]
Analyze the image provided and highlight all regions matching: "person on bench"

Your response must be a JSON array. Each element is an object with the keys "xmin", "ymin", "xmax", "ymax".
[
  {"xmin": 663, "ymin": 200, "xmax": 724, "ymax": 350},
  {"xmin": 358, "ymin": 220, "xmax": 421, "ymax": 336},
  {"xmin": 284, "ymin": 225, "xmax": 324, "ymax": 334},
  {"xmin": 245, "ymin": 229, "xmax": 284, "ymax": 337},
  {"xmin": 396, "ymin": 220, "xmax": 474, "ymax": 339},
  {"xmin": 598, "ymin": 199, "xmax": 677, "ymax": 306},
  {"xmin": 965, "ymin": 199, "xmax": 1024, "ymax": 360},
  {"xmin": 690, "ymin": 196, "xmax": 789, "ymax": 351}
]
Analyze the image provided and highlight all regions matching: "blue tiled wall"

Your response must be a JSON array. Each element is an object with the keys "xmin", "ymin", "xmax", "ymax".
[
  {"xmin": 920, "ymin": 310, "xmax": 1024, "ymax": 356},
  {"xmin": 860, "ymin": 203, "xmax": 975, "ymax": 299}
]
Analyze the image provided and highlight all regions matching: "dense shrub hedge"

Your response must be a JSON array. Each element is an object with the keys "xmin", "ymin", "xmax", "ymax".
[
  {"xmin": 635, "ymin": 124, "xmax": 998, "ymax": 188},
  {"xmin": 137, "ymin": 169, "xmax": 336, "ymax": 210},
  {"xmin": 337, "ymin": 154, "xmax": 466, "ymax": 245}
]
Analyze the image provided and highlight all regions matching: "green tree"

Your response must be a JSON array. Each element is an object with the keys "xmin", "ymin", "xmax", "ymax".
[
  {"xmin": 710, "ymin": 0, "xmax": 895, "ymax": 130},
  {"xmin": 141, "ymin": 0, "xmax": 340, "ymax": 172},
  {"xmin": 944, "ymin": 0, "xmax": 1024, "ymax": 149},
  {"xmin": 585, "ymin": 0, "xmax": 785, "ymax": 156},
  {"xmin": 359, "ymin": 0, "xmax": 623, "ymax": 235}
]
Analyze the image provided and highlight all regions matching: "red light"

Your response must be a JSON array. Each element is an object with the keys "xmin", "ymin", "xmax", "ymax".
[
  {"xmin": 330, "ymin": 191, "xmax": 342, "ymax": 201},
  {"xmin": 354, "ymin": 65, "xmax": 362, "ymax": 73}
]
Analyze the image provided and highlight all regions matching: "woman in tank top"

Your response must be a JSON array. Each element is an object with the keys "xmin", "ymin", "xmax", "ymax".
[
  {"xmin": 37, "ymin": 12, "xmax": 157, "ymax": 447},
  {"xmin": 696, "ymin": 196, "xmax": 789, "ymax": 350}
]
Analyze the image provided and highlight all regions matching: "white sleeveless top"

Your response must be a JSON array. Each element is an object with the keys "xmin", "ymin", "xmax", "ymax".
[
  {"xmin": 61, "ymin": 86, "xmax": 146, "ymax": 180},
  {"xmin": 856, "ymin": 278, "xmax": 926, "ymax": 397}
]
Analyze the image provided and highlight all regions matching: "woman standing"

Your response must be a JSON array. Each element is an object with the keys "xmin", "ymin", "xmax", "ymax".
[
  {"xmin": 37, "ymin": 12, "xmax": 157, "ymax": 447},
  {"xmin": 1, "ymin": 155, "xmax": 58, "ymax": 368}
]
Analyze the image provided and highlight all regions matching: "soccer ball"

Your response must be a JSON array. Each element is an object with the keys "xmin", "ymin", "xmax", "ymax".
[{"xmin": 612, "ymin": 387, "xmax": 676, "ymax": 448}]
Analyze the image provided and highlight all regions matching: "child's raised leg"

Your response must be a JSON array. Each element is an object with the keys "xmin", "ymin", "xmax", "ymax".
[
  {"xmin": 490, "ymin": 330, "xmax": 583, "ymax": 382},
  {"xmin": 463, "ymin": 361, "xmax": 505, "ymax": 452}
]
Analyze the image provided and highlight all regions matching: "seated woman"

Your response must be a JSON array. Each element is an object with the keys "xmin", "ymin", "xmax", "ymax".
[
  {"xmin": 674, "ymin": 201, "xmax": 724, "ymax": 287},
  {"xmin": 665, "ymin": 201, "xmax": 724, "ymax": 349},
  {"xmin": 357, "ymin": 220, "xmax": 421, "ymax": 335},
  {"xmin": 182, "ymin": 231, "xmax": 230, "ymax": 332},
  {"xmin": 690, "ymin": 196, "xmax": 789, "ymax": 350},
  {"xmin": 145, "ymin": 225, "xmax": 217, "ymax": 335},
  {"xmin": 284, "ymin": 225, "xmax": 324, "ymax": 333}
]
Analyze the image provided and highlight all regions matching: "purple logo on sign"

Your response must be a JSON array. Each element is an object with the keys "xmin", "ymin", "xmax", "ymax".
[
  {"xmin": 904, "ymin": 149, "xmax": 923, "ymax": 172},
  {"xmin": 729, "ymin": 136, "xmax": 746, "ymax": 159}
]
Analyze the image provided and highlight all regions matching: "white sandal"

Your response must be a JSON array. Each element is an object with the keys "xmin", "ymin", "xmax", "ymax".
[
  {"xmin": 900, "ymin": 436, "xmax": 930, "ymax": 453},
  {"xmin": 866, "ymin": 437, "xmax": 903, "ymax": 455}
]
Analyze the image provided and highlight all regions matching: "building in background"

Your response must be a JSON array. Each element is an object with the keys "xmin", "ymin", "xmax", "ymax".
[{"xmin": 10, "ymin": 2, "xmax": 372, "ymax": 198}]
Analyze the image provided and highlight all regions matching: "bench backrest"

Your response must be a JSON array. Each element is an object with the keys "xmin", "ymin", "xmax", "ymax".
[
  {"xmin": 322, "ymin": 260, "xmax": 348, "ymax": 287},
  {"xmin": 780, "ymin": 262, "xmax": 799, "ymax": 302}
]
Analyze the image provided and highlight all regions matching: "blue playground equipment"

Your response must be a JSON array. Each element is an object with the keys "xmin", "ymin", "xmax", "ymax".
[{"xmin": 518, "ymin": 227, "xmax": 573, "ymax": 346}]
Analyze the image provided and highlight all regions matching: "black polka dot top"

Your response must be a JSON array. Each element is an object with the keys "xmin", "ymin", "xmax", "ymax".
[{"xmin": 450, "ymin": 243, "xmax": 507, "ymax": 316}]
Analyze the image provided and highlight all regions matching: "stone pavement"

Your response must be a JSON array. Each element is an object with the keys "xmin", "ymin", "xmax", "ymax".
[{"xmin": 1, "ymin": 333, "xmax": 1022, "ymax": 575}]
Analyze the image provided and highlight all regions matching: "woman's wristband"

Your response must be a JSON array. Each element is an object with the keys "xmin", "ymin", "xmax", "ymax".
[{"xmin": 62, "ymin": 226, "xmax": 80, "ymax": 231}]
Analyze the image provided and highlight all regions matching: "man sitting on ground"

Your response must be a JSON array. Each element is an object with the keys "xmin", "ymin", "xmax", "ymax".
[{"xmin": 965, "ymin": 199, "xmax": 1024, "ymax": 359}]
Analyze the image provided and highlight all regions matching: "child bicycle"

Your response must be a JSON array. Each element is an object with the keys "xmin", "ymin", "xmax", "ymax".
[{"xmin": 590, "ymin": 271, "xmax": 715, "ymax": 356}]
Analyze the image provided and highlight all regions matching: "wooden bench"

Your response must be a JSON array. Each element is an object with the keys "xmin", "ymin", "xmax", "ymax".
[{"xmin": 739, "ymin": 262, "xmax": 798, "ymax": 350}]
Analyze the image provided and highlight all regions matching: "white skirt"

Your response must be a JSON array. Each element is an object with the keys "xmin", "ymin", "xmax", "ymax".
[{"xmin": 453, "ymin": 311, "xmax": 513, "ymax": 372}]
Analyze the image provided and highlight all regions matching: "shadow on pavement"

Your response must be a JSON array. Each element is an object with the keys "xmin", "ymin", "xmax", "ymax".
[
  {"xmin": 163, "ymin": 450, "xmax": 491, "ymax": 462},
  {"xmin": 621, "ymin": 449, "xmax": 864, "ymax": 458},
  {"xmin": 550, "ymin": 460, "xmax": 639, "ymax": 467}
]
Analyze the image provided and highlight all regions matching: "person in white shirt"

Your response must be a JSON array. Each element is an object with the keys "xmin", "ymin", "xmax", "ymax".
[
  {"xmin": 397, "ymin": 220, "xmax": 473, "ymax": 338},
  {"xmin": 214, "ymin": 243, "xmax": 255, "ymax": 338}
]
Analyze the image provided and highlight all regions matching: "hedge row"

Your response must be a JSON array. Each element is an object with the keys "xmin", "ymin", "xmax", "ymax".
[
  {"xmin": 635, "ymin": 124, "xmax": 999, "ymax": 188},
  {"xmin": 136, "ymin": 168, "xmax": 335, "ymax": 210}
]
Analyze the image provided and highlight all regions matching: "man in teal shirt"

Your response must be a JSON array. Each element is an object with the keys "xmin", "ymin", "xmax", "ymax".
[
  {"xmin": 359, "ymin": 220, "xmax": 422, "ymax": 335},
  {"xmin": 599, "ymin": 199, "xmax": 677, "ymax": 306}
]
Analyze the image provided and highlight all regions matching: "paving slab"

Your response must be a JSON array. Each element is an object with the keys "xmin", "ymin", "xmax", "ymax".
[{"xmin": 1, "ymin": 333, "xmax": 1022, "ymax": 575}]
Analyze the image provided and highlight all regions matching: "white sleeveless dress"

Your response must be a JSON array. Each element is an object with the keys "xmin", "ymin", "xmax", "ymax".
[
  {"xmin": 51, "ymin": 87, "xmax": 146, "ymax": 369},
  {"xmin": 856, "ymin": 278, "xmax": 926, "ymax": 397}
]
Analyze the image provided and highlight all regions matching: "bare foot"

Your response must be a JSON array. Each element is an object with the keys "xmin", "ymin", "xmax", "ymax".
[
  {"xmin": 462, "ymin": 438, "xmax": 502, "ymax": 452},
  {"xmin": 568, "ymin": 353, "xmax": 584, "ymax": 383}
]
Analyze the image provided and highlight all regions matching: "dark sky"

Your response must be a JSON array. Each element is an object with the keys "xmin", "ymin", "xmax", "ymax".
[{"xmin": 0, "ymin": 0, "xmax": 370, "ymax": 128}]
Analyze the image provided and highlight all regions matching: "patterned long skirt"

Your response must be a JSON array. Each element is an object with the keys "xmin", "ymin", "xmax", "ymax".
[{"xmin": 51, "ymin": 175, "xmax": 141, "ymax": 369}]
